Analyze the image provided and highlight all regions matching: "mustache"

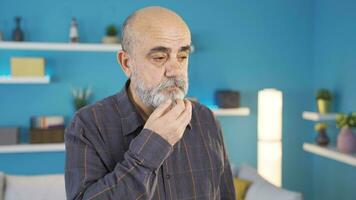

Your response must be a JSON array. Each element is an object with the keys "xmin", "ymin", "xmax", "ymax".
[{"xmin": 157, "ymin": 77, "xmax": 186, "ymax": 91}]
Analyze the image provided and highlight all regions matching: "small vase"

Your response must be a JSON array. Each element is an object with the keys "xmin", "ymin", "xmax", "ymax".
[
  {"xmin": 337, "ymin": 127, "xmax": 356, "ymax": 153},
  {"xmin": 315, "ymin": 130, "xmax": 329, "ymax": 146},
  {"xmin": 12, "ymin": 16, "xmax": 24, "ymax": 41},
  {"xmin": 317, "ymin": 99, "xmax": 331, "ymax": 114}
]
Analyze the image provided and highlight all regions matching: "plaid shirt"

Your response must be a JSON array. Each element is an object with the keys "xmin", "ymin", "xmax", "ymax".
[{"xmin": 65, "ymin": 81, "xmax": 236, "ymax": 200}]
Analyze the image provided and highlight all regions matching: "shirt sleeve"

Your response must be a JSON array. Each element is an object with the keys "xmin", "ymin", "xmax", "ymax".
[{"xmin": 64, "ymin": 114, "xmax": 173, "ymax": 200}]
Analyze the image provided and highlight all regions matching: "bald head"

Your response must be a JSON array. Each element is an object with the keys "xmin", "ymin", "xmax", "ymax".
[{"xmin": 121, "ymin": 6, "xmax": 191, "ymax": 54}]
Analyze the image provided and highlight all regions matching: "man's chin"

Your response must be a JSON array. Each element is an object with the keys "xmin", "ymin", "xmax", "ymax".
[
  {"xmin": 167, "ymin": 90, "xmax": 185, "ymax": 100},
  {"xmin": 156, "ymin": 93, "xmax": 185, "ymax": 106}
]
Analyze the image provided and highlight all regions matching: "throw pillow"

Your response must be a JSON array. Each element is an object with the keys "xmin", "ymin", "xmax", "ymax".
[{"xmin": 234, "ymin": 177, "xmax": 252, "ymax": 200}]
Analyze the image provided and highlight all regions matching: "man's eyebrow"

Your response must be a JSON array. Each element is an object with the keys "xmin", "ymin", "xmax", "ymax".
[
  {"xmin": 179, "ymin": 45, "xmax": 191, "ymax": 52},
  {"xmin": 147, "ymin": 45, "xmax": 191, "ymax": 54},
  {"xmin": 148, "ymin": 46, "xmax": 171, "ymax": 54}
]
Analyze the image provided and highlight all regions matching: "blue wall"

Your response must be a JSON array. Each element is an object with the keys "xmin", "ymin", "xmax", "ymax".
[
  {"xmin": 0, "ymin": 0, "xmax": 316, "ymax": 199},
  {"xmin": 311, "ymin": 0, "xmax": 356, "ymax": 199}
]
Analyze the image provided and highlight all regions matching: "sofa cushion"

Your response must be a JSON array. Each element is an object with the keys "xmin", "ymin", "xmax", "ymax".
[
  {"xmin": 4, "ymin": 174, "xmax": 65, "ymax": 200},
  {"xmin": 238, "ymin": 164, "xmax": 303, "ymax": 200},
  {"xmin": 245, "ymin": 181, "xmax": 303, "ymax": 200},
  {"xmin": 238, "ymin": 164, "xmax": 267, "ymax": 184},
  {"xmin": 0, "ymin": 172, "xmax": 4, "ymax": 200}
]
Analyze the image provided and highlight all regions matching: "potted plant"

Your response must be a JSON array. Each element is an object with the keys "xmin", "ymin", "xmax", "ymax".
[
  {"xmin": 102, "ymin": 25, "xmax": 120, "ymax": 44},
  {"xmin": 71, "ymin": 86, "xmax": 92, "ymax": 110},
  {"xmin": 314, "ymin": 122, "xmax": 329, "ymax": 146},
  {"xmin": 336, "ymin": 112, "xmax": 356, "ymax": 153},
  {"xmin": 315, "ymin": 89, "xmax": 332, "ymax": 114}
]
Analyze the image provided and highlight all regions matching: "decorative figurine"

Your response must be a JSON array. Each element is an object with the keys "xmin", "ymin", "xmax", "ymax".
[
  {"xmin": 69, "ymin": 17, "xmax": 79, "ymax": 43},
  {"xmin": 12, "ymin": 16, "xmax": 24, "ymax": 41}
]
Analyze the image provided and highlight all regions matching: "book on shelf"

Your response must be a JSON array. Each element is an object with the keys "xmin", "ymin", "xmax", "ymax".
[
  {"xmin": 31, "ymin": 116, "xmax": 65, "ymax": 129},
  {"xmin": 11, "ymin": 57, "xmax": 45, "ymax": 77}
]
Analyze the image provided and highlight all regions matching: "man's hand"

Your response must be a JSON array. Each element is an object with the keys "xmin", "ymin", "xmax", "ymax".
[{"xmin": 144, "ymin": 99, "xmax": 192, "ymax": 146}]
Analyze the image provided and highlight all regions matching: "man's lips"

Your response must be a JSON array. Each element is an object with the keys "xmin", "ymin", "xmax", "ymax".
[{"xmin": 165, "ymin": 86, "xmax": 179, "ymax": 92}]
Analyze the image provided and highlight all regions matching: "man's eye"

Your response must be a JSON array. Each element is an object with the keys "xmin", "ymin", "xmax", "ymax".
[
  {"xmin": 178, "ymin": 56, "xmax": 188, "ymax": 61},
  {"xmin": 153, "ymin": 57, "xmax": 166, "ymax": 61}
]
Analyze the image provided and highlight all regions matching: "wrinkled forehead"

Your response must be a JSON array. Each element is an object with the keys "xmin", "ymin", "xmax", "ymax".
[{"xmin": 138, "ymin": 27, "xmax": 191, "ymax": 52}]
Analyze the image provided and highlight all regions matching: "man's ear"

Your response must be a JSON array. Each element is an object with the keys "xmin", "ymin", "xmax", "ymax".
[{"xmin": 117, "ymin": 50, "xmax": 132, "ymax": 78}]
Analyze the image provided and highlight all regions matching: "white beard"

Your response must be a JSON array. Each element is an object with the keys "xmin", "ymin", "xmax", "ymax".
[{"xmin": 131, "ymin": 68, "xmax": 188, "ymax": 108}]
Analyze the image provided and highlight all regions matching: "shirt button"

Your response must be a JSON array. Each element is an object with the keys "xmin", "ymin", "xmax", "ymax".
[{"xmin": 166, "ymin": 174, "xmax": 171, "ymax": 179}]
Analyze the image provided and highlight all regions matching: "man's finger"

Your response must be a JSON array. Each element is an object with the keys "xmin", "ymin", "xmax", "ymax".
[
  {"xmin": 165, "ymin": 99, "xmax": 185, "ymax": 120},
  {"xmin": 176, "ymin": 99, "xmax": 192, "ymax": 125}
]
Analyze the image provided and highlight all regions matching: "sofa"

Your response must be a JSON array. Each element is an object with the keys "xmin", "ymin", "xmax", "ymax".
[
  {"xmin": 0, "ymin": 172, "xmax": 65, "ymax": 200},
  {"xmin": 232, "ymin": 164, "xmax": 303, "ymax": 200},
  {"xmin": 0, "ymin": 164, "xmax": 302, "ymax": 200}
]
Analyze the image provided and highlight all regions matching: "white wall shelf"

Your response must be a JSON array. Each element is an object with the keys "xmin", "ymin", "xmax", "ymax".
[
  {"xmin": 0, "ymin": 75, "xmax": 50, "ymax": 84},
  {"xmin": 302, "ymin": 111, "xmax": 338, "ymax": 121},
  {"xmin": 0, "ymin": 41, "xmax": 122, "ymax": 52},
  {"xmin": 303, "ymin": 143, "xmax": 356, "ymax": 167},
  {"xmin": 0, "ymin": 143, "xmax": 65, "ymax": 154},
  {"xmin": 212, "ymin": 107, "xmax": 250, "ymax": 116}
]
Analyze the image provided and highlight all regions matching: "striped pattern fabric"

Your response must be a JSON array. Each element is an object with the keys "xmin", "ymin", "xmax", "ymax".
[{"xmin": 65, "ymin": 81, "xmax": 236, "ymax": 200}]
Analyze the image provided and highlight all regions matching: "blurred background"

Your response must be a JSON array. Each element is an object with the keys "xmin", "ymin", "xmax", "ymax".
[{"xmin": 0, "ymin": 0, "xmax": 355, "ymax": 200}]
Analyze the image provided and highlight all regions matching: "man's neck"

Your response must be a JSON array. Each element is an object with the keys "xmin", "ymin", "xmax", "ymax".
[{"xmin": 127, "ymin": 82, "xmax": 152, "ymax": 121}]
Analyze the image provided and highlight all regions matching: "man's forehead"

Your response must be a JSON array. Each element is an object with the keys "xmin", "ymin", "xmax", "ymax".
[
  {"xmin": 135, "ymin": 30, "xmax": 191, "ymax": 52},
  {"xmin": 137, "ymin": 25, "xmax": 191, "ymax": 41}
]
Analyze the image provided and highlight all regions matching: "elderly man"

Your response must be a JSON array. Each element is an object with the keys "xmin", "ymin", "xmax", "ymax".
[{"xmin": 65, "ymin": 6, "xmax": 236, "ymax": 200}]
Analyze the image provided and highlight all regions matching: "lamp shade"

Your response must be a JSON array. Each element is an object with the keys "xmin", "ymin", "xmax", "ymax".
[
  {"xmin": 258, "ymin": 89, "xmax": 283, "ymax": 141},
  {"xmin": 257, "ymin": 88, "xmax": 283, "ymax": 187}
]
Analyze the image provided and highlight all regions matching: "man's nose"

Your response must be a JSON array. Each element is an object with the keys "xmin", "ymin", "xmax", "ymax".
[{"xmin": 165, "ymin": 59, "xmax": 184, "ymax": 77}]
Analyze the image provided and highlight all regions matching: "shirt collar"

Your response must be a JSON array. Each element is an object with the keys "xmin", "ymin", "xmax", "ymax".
[
  {"xmin": 115, "ymin": 80, "xmax": 145, "ymax": 136},
  {"xmin": 115, "ymin": 80, "xmax": 192, "ymax": 136}
]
